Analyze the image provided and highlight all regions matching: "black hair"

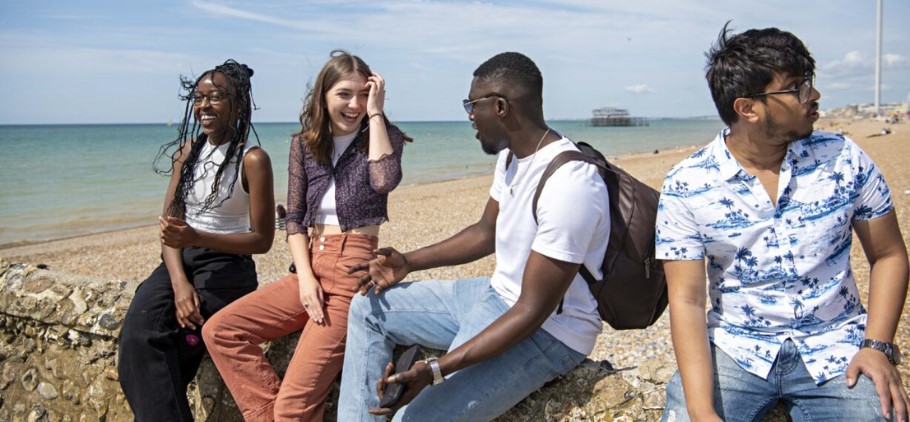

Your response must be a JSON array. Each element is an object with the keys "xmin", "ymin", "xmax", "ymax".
[
  {"xmin": 153, "ymin": 59, "xmax": 258, "ymax": 218},
  {"xmin": 705, "ymin": 22, "xmax": 815, "ymax": 126},
  {"xmin": 473, "ymin": 52, "xmax": 543, "ymax": 110}
]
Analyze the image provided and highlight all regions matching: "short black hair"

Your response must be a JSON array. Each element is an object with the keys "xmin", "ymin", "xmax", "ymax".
[
  {"xmin": 705, "ymin": 22, "xmax": 815, "ymax": 126},
  {"xmin": 473, "ymin": 52, "xmax": 543, "ymax": 109}
]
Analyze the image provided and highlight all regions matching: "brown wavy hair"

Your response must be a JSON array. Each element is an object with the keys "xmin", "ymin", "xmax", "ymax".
[
  {"xmin": 296, "ymin": 50, "xmax": 371, "ymax": 164},
  {"xmin": 297, "ymin": 50, "xmax": 413, "ymax": 163}
]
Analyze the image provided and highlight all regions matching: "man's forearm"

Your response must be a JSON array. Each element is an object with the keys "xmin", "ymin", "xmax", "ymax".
[
  {"xmin": 864, "ymin": 253, "xmax": 910, "ymax": 342},
  {"xmin": 670, "ymin": 301, "xmax": 717, "ymax": 418},
  {"xmin": 406, "ymin": 221, "xmax": 495, "ymax": 272}
]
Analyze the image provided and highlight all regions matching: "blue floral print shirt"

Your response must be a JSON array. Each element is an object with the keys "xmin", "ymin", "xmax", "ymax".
[{"xmin": 655, "ymin": 129, "xmax": 894, "ymax": 383}]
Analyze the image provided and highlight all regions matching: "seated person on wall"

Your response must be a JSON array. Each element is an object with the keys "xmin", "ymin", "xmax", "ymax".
[
  {"xmin": 337, "ymin": 51, "xmax": 611, "ymax": 421},
  {"xmin": 656, "ymin": 23, "xmax": 909, "ymax": 422},
  {"xmin": 201, "ymin": 50, "xmax": 411, "ymax": 422},
  {"xmin": 117, "ymin": 60, "xmax": 275, "ymax": 422}
]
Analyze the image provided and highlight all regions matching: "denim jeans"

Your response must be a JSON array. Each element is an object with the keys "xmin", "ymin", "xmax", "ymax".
[
  {"xmin": 662, "ymin": 339, "xmax": 886, "ymax": 422},
  {"xmin": 338, "ymin": 277, "xmax": 586, "ymax": 422}
]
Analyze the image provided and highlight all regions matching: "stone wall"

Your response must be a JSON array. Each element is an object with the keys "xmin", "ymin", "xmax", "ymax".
[{"xmin": 0, "ymin": 258, "xmax": 789, "ymax": 421}]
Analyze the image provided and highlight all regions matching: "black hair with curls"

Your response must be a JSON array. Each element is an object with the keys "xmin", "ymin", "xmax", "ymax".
[{"xmin": 153, "ymin": 59, "xmax": 258, "ymax": 218}]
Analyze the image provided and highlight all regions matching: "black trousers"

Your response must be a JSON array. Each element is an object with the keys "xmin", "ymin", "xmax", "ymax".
[{"xmin": 117, "ymin": 247, "xmax": 257, "ymax": 422}]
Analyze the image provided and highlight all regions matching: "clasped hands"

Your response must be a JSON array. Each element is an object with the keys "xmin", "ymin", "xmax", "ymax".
[{"xmin": 159, "ymin": 216, "xmax": 198, "ymax": 249}]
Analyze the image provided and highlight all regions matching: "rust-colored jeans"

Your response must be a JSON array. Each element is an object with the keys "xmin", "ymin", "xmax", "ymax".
[{"xmin": 202, "ymin": 233, "xmax": 377, "ymax": 422}]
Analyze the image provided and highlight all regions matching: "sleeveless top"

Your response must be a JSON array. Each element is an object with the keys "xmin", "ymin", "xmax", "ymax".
[{"xmin": 184, "ymin": 140, "xmax": 258, "ymax": 234}]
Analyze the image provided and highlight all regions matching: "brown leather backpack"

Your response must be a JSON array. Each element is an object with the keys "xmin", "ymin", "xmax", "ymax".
[{"xmin": 530, "ymin": 141, "xmax": 667, "ymax": 330}]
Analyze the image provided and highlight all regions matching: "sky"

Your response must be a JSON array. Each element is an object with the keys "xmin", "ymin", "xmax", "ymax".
[{"xmin": 1, "ymin": 0, "xmax": 908, "ymax": 124}]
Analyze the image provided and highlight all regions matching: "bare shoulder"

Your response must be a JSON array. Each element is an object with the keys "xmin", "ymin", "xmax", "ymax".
[{"xmin": 243, "ymin": 146, "xmax": 272, "ymax": 169}]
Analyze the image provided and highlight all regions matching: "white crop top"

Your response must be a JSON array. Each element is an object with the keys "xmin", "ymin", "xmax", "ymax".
[
  {"xmin": 314, "ymin": 132, "xmax": 357, "ymax": 225},
  {"xmin": 184, "ymin": 140, "xmax": 258, "ymax": 234}
]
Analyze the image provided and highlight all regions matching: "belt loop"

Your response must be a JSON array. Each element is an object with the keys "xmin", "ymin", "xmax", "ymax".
[{"xmin": 340, "ymin": 233, "xmax": 349, "ymax": 250}]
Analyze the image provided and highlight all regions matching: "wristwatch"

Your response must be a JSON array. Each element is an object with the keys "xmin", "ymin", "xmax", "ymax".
[
  {"xmin": 860, "ymin": 339, "xmax": 902, "ymax": 365},
  {"xmin": 426, "ymin": 358, "xmax": 444, "ymax": 385}
]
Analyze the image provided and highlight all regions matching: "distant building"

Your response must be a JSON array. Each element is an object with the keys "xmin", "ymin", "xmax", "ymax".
[{"xmin": 589, "ymin": 107, "xmax": 648, "ymax": 127}]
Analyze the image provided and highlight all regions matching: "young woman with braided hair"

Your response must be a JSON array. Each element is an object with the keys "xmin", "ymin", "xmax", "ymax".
[
  {"xmin": 202, "ymin": 50, "xmax": 411, "ymax": 421},
  {"xmin": 118, "ymin": 59, "xmax": 275, "ymax": 421}
]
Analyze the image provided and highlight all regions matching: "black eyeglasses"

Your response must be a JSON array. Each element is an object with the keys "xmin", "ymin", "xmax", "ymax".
[
  {"xmin": 463, "ymin": 93, "xmax": 505, "ymax": 114},
  {"xmin": 193, "ymin": 91, "xmax": 227, "ymax": 105},
  {"xmin": 746, "ymin": 73, "xmax": 814, "ymax": 104}
]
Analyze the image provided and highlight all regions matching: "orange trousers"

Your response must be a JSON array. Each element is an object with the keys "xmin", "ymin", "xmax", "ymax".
[{"xmin": 202, "ymin": 233, "xmax": 377, "ymax": 421}]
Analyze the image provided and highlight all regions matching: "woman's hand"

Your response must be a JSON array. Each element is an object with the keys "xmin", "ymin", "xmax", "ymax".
[
  {"xmin": 172, "ymin": 277, "xmax": 204, "ymax": 330},
  {"xmin": 298, "ymin": 275, "xmax": 325, "ymax": 324},
  {"xmin": 366, "ymin": 72, "xmax": 385, "ymax": 118},
  {"xmin": 160, "ymin": 216, "xmax": 199, "ymax": 249}
]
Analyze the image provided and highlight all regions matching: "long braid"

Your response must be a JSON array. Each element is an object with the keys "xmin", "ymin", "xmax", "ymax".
[{"xmin": 153, "ymin": 60, "xmax": 257, "ymax": 218}]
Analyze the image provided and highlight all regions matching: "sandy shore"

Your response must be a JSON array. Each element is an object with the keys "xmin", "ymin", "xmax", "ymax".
[{"xmin": 3, "ymin": 117, "xmax": 908, "ymax": 383}]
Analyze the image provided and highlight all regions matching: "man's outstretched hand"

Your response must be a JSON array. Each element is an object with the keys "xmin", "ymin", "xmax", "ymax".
[{"xmin": 349, "ymin": 247, "xmax": 411, "ymax": 295}]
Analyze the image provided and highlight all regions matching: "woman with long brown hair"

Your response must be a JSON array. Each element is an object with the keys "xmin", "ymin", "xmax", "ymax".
[{"xmin": 203, "ymin": 50, "xmax": 411, "ymax": 421}]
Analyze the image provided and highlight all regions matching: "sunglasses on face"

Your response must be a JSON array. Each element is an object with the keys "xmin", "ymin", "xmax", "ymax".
[{"xmin": 462, "ymin": 93, "xmax": 505, "ymax": 114}]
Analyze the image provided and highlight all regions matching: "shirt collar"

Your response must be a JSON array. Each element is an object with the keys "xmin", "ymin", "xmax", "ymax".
[
  {"xmin": 714, "ymin": 128, "xmax": 745, "ymax": 181},
  {"xmin": 712, "ymin": 128, "xmax": 816, "ymax": 181}
]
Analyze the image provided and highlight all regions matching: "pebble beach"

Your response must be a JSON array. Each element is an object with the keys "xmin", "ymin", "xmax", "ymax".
[{"xmin": 2, "ymin": 117, "xmax": 908, "ymax": 390}]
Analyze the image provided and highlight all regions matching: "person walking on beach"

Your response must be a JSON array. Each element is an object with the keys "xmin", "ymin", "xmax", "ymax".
[
  {"xmin": 201, "ymin": 50, "xmax": 411, "ymax": 421},
  {"xmin": 337, "ymin": 51, "xmax": 610, "ymax": 421},
  {"xmin": 657, "ymin": 24, "xmax": 909, "ymax": 422},
  {"xmin": 117, "ymin": 60, "xmax": 275, "ymax": 421}
]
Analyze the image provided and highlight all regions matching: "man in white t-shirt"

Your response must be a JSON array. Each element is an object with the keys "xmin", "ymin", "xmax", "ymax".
[{"xmin": 337, "ymin": 52, "xmax": 610, "ymax": 421}]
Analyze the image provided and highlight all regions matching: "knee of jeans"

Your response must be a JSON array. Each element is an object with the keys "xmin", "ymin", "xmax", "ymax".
[
  {"xmin": 200, "ymin": 319, "xmax": 217, "ymax": 345},
  {"xmin": 348, "ymin": 293, "xmax": 372, "ymax": 322},
  {"xmin": 201, "ymin": 311, "xmax": 232, "ymax": 346}
]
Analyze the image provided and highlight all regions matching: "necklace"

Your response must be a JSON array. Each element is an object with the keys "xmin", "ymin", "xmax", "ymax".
[{"xmin": 509, "ymin": 128, "xmax": 550, "ymax": 196}]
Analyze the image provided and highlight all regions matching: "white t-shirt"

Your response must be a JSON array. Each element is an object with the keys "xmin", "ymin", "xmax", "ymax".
[
  {"xmin": 315, "ymin": 131, "xmax": 358, "ymax": 225},
  {"xmin": 489, "ymin": 136, "xmax": 610, "ymax": 355}
]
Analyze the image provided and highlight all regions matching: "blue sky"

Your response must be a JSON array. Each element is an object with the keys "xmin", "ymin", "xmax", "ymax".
[{"xmin": 1, "ymin": 0, "xmax": 908, "ymax": 124}]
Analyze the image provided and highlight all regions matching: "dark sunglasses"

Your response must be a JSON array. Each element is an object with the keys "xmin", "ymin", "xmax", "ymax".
[{"xmin": 462, "ymin": 93, "xmax": 505, "ymax": 114}]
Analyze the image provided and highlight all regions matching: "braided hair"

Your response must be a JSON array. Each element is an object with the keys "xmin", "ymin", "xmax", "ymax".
[{"xmin": 153, "ymin": 59, "xmax": 258, "ymax": 218}]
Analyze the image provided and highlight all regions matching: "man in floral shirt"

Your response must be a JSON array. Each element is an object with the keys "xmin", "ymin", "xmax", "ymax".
[{"xmin": 657, "ymin": 24, "xmax": 909, "ymax": 422}]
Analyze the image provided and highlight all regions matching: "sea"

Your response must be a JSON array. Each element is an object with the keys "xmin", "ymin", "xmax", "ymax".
[{"xmin": 0, "ymin": 118, "xmax": 722, "ymax": 246}]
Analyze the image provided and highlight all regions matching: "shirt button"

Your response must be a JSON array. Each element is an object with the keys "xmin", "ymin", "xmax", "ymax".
[
  {"xmin": 319, "ymin": 245, "xmax": 325, "ymax": 251},
  {"xmin": 319, "ymin": 236, "xmax": 326, "ymax": 242}
]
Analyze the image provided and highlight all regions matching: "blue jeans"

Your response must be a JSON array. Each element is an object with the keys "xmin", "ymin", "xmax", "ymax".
[
  {"xmin": 662, "ymin": 339, "xmax": 886, "ymax": 421},
  {"xmin": 338, "ymin": 277, "xmax": 586, "ymax": 422}
]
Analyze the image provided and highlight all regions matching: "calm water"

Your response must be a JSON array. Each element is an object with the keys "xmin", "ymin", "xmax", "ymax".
[{"xmin": 0, "ymin": 118, "xmax": 721, "ymax": 245}]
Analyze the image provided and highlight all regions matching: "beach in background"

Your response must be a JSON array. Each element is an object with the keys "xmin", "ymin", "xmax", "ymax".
[
  {"xmin": 2, "ymin": 117, "xmax": 908, "ymax": 383},
  {"xmin": 0, "ymin": 118, "xmax": 721, "ymax": 246}
]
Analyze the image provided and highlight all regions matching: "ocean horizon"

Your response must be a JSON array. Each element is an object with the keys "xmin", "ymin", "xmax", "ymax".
[{"xmin": 0, "ymin": 118, "xmax": 722, "ymax": 246}]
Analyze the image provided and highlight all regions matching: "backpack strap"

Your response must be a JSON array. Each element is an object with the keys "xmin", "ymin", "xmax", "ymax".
[
  {"xmin": 532, "ymin": 149, "xmax": 607, "ymax": 314},
  {"xmin": 532, "ymin": 150, "xmax": 606, "ymax": 225}
]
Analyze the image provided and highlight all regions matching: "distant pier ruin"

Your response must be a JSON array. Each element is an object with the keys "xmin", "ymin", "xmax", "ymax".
[{"xmin": 589, "ymin": 107, "xmax": 648, "ymax": 127}]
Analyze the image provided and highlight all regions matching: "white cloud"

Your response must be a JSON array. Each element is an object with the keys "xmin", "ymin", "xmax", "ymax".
[
  {"xmin": 626, "ymin": 84, "xmax": 653, "ymax": 94},
  {"xmin": 191, "ymin": 0, "xmax": 310, "ymax": 30},
  {"xmin": 884, "ymin": 53, "xmax": 909, "ymax": 67},
  {"xmin": 822, "ymin": 51, "xmax": 867, "ymax": 72}
]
